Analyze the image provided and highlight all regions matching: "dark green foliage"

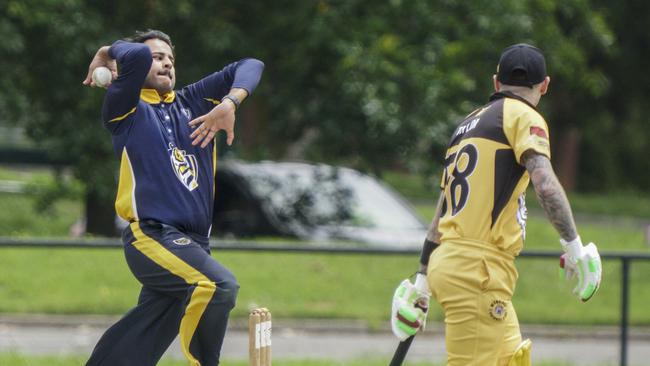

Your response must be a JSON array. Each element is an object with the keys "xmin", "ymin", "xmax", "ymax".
[{"xmin": 0, "ymin": 0, "xmax": 646, "ymax": 230}]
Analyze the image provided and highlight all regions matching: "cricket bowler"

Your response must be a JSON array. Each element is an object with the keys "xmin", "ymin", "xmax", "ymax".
[{"xmin": 82, "ymin": 29, "xmax": 264, "ymax": 366}]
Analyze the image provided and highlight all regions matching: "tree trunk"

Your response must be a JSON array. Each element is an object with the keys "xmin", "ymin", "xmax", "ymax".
[
  {"xmin": 85, "ymin": 188, "xmax": 117, "ymax": 237},
  {"xmin": 553, "ymin": 127, "xmax": 581, "ymax": 192}
]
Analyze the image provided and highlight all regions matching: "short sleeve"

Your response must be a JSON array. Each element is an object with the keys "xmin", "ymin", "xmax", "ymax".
[{"xmin": 502, "ymin": 98, "xmax": 551, "ymax": 164}]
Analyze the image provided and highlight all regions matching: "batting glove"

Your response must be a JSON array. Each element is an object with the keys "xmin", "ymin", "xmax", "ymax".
[
  {"xmin": 391, "ymin": 273, "xmax": 431, "ymax": 341},
  {"xmin": 560, "ymin": 236, "xmax": 602, "ymax": 302}
]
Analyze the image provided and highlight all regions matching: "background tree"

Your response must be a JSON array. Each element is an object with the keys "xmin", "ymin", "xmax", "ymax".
[
  {"xmin": 2, "ymin": 0, "xmax": 646, "ymax": 236},
  {"xmin": 584, "ymin": 0, "xmax": 650, "ymax": 191},
  {"xmin": 3, "ymin": 0, "xmax": 118, "ymax": 235}
]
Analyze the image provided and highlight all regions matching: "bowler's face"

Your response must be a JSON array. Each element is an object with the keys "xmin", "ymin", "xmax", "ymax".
[{"xmin": 143, "ymin": 38, "xmax": 175, "ymax": 94}]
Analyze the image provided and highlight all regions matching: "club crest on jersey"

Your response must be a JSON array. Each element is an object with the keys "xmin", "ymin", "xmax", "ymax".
[
  {"xmin": 173, "ymin": 237, "xmax": 192, "ymax": 245},
  {"xmin": 489, "ymin": 300, "xmax": 508, "ymax": 321},
  {"xmin": 169, "ymin": 145, "xmax": 199, "ymax": 191},
  {"xmin": 181, "ymin": 108, "xmax": 192, "ymax": 119}
]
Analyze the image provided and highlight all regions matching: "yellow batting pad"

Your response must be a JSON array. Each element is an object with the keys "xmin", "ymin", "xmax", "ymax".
[{"xmin": 507, "ymin": 338, "xmax": 532, "ymax": 366}]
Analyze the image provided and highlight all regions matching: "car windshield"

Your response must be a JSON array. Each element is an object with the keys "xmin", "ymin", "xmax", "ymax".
[{"xmin": 238, "ymin": 162, "xmax": 425, "ymax": 231}]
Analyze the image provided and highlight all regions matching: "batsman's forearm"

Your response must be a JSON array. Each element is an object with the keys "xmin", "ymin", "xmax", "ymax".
[
  {"xmin": 419, "ymin": 194, "xmax": 444, "ymax": 272},
  {"xmin": 525, "ymin": 154, "xmax": 578, "ymax": 241},
  {"xmin": 426, "ymin": 193, "xmax": 444, "ymax": 243}
]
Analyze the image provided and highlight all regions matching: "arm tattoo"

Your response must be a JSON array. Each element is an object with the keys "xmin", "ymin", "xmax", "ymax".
[
  {"xmin": 419, "ymin": 193, "xmax": 444, "ymax": 273},
  {"xmin": 426, "ymin": 194, "xmax": 444, "ymax": 243},
  {"xmin": 522, "ymin": 151, "xmax": 578, "ymax": 241}
]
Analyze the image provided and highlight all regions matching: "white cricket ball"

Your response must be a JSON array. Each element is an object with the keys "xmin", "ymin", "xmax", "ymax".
[{"xmin": 92, "ymin": 66, "xmax": 113, "ymax": 87}]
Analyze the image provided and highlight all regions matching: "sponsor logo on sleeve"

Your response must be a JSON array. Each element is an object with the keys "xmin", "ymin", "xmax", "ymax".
[{"xmin": 530, "ymin": 126, "xmax": 548, "ymax": 139}]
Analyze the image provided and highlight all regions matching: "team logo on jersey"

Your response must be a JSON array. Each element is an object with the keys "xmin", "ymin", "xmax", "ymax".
[
  {"xmin": 181, "ymin": 108, "xmax": 192, "ymax": 120},
  {"xmin": 173, "ymin": 237, "xmax": 192, "ymax": 245},
  {"xmin": 489, "ymin": 300, "xmax": 508, "ymax": 321},
  {"xmin": 169, "ymin": 145, "xmax": 199, "ymax": 191}
]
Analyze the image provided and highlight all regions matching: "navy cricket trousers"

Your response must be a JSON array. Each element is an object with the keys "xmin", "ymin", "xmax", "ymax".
[{"xmin": 86, "ymin": 220, "xmax": 239, "ymax": 366}]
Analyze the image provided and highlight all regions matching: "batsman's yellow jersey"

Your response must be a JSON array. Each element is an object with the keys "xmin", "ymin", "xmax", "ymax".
[{"xmin": 438, "ymin": 91, "xmax": 551, "ymax": 256}]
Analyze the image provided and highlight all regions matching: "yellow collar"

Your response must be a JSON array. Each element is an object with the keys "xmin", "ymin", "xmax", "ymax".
[{"xmin": 140, "ymin": 89, "xmax": 176, "ymax": 104}]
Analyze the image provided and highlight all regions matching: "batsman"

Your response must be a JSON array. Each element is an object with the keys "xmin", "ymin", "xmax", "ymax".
[{"xmin": 391, "ymin": 43, "xmax": 602, "ymax": 365}]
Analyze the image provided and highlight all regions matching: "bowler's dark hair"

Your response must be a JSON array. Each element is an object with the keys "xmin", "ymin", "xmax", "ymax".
[{"xmin": 127, "ymin": 29, "xmax": 174, "ymax": 52}]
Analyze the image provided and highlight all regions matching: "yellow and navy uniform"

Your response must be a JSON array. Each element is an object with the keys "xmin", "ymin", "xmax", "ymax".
[
  {"xmin": 86, "ymin": 40, "xmax": 264, "ymax": 366},
  {"xmin": 427, "ymin": 91, "xmax": 551, "ymax": 366},
  {"xmin": 103, "ymin": 40, "xmax": 263, "ymax": 238}
]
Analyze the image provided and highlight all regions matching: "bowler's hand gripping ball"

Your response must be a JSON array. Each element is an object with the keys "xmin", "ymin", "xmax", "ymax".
[{"xmin": 92, "ymin": 66, "xmax": 113, "ymax": 87}]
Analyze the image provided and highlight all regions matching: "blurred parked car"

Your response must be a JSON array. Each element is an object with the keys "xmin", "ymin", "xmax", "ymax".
[{"xmin": 213, "ymin": 160, "xmax": 428, "ymax": 248}]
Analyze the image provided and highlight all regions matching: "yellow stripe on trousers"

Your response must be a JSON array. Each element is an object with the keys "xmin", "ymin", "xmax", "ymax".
[{"xmin": 131, "ymin": 222, "xmax": 216, "ymax": 366}]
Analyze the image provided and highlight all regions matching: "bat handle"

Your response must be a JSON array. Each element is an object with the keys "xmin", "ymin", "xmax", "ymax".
[{"xmin": 389, "ymin": 335, "xmax": 415, "ymax": 366}]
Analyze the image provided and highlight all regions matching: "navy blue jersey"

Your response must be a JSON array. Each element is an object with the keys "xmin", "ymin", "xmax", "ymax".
[{"xmin": 102, "ymin": 40, "xmax": 264, "ymax": 238}]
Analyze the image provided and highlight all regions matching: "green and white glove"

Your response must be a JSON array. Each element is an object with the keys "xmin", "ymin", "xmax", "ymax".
[
  {"xmin": 391, "ymin": 273, "xmax": 430, "ymax": 341},
  {"xmin": 560, "ymin": 236, "xmax": 602, "ymax": 302}
]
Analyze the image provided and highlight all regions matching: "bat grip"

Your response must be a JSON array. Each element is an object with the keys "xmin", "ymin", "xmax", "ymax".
[{"xmin": 389, "ymin": 335, "xmax": 415, "ymax": 366}]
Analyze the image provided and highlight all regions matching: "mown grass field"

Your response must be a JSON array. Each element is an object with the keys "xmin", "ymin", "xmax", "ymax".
[
  {"xmin": 1, "ymin": 215, "xmax": 649, "ymax": 327},
  {"xmin": 0, "ymin": 192, "xmax": 81, "ymax": 237},
  {"xmin": 0, "ymin": 353, "xmax": 578, "ymax": 366},
  {"xmin": 1, "ymin": 167, "xmax": 649, "ymax": 327}
]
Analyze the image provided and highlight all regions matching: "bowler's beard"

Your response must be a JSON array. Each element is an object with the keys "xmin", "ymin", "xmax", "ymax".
[{"xmin": 144, "ymin": 72, "xmax": 175, "ymax": 95}]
